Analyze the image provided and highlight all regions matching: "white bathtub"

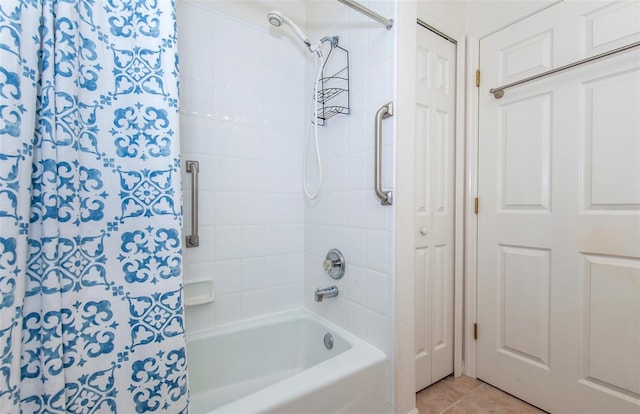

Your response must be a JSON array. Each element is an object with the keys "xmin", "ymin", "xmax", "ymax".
[{"xmin": 186, "ymin": 308, "xmax": 387, "ymax": 414}]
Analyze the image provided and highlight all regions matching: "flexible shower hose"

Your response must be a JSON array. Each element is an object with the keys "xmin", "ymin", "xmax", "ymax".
[{"xmin": 303, "ymin": 48, "xmax": 326, "ymax": 201}]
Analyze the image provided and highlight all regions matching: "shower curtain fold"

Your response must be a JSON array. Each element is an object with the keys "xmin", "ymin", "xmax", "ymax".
[{"xmin": 0, "ymin": 1, "xmax": 188, "ymax": 412}]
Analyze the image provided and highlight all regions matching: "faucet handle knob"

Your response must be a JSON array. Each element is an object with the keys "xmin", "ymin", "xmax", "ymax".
[
  {"xmin": 323, "ymin": 259, "xmax": 332, "ymax": 272},
  {"xmin": 323, "ymin": 249, "xmax": 346, "ymax": 280}
]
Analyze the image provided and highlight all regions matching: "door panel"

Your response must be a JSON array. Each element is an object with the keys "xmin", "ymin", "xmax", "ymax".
[
  {"xmin": 414, "ymin": 24, "xmax": 456, "ymax": 392},
  {"xmin": 499, "ymin": 93, "xmax": 552, "ymax": 211},
  {"xmin": 478, "ymin": 1, "xmax": 640, "ymax": 412},
  {"xmin": 582, "ymin": 254, "xmax": 640, "ymax": 396},
  {"xmin": 583, "ymin": 68, "xmax": 640, "ymax": 208},
  {"xmin": 499, "ymin": 245, "xmax": 551, "ymax": 369}
]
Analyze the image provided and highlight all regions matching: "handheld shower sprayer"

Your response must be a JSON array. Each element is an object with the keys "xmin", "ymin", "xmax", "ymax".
[
  {"xmin": 267, "ymin": 11, "xmax": 341, "ymax": 201},
  {"xmin": 267, "ymin": 10, "xmax": 320, "ymax": 54}
]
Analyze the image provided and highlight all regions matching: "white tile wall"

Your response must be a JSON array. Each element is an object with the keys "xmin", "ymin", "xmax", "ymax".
[
  {"xmin": 179, "ymin": 2, "xmax": 397, "ymax": 408},
  {"xmin": 303, "ymin": 2, "xmax": 396, "ymax": 408},
  {"xmin": 178, "ymin": 1, "xmax": 307, "ymax": 333}
]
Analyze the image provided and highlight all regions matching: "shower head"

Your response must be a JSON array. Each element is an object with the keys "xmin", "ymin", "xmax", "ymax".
[
  {"xmin": 267, "ymin": 11, "xmax": 284, "ymax": 27},
  {"xmin": 267, "ymin": 10, "xmax": 316, "ymax": 52}
]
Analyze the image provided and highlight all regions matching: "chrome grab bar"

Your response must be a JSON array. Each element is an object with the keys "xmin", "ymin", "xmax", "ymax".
[
  {"xmin": 374, "ymin": 102, "xmax": 393, "ymax": 205},
  {"xmin": 185, "ymin": 160, "xmax": 199, "ymax": 247}
]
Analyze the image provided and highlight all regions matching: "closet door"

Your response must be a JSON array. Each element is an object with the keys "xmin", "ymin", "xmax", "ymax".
[
  {"xmin": 477, "ymin": 1, "xmax": 640, "ymax": 412},
  {"xmin": 414, "ymin": 23, "xmax": 456, "ymax": 392}
]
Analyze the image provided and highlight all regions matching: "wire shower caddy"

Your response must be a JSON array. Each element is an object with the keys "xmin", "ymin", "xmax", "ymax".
[{"xmin": 316, "ymin": 41, "xmax": 350, "ymax": 126}]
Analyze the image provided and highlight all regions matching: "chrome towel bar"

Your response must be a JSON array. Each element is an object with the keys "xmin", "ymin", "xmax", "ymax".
[
  {"xmin": 490, "ymin": 41, "xmax": 640, "ymax": 99},
  {"xmin": 374, "ymin": 102, "xmax": 393, "ymax": 205},
  {"xmin": 185, "ymin": 160, "xmax": 199, "ymax": 247}
]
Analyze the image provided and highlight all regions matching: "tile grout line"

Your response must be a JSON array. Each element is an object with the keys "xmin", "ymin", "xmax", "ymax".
[
  {"xmin": 438, "ymin": 395, "xmax": 464, "ymax": 414},
  {"xmin": 439, "ymin": 382, "xmax": 483, "ymax": 414},
  {"xmin": 418, "ymin": 377, "xmax": 547, "ymax": 414}
]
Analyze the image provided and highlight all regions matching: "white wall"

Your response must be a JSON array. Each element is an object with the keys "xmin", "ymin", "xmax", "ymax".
[
  {"xmin": 194, "ymin": 0, "xmax": 307, "ymax": 30},
  {"xmin": 178, "ymin": 0, "xmax": 308, "ymax": 332},
  {"xmin": 465, "ymin": 0, "xmax": 559, "ymax": 37},
  {"xmin": 414, "ymin": 0, "xmax": 557, "ymax": 38},
  {"xmin": 393, "ymin": 1, "xmax": 418, "ymax": 413},
  {"xmin": 418, "ymin": 0, "xmax": 466, "ymax": 36}
]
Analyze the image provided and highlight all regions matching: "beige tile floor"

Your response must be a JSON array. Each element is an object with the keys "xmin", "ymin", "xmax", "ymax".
[{"xmin": 416, "ymin": 375, "xmax": 547, "ymax": 414}]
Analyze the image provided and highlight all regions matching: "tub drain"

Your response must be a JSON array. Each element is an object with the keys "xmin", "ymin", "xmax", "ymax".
[{"xmin": 323, "ymin": 333, "xmax": 334, "ymax": 350}]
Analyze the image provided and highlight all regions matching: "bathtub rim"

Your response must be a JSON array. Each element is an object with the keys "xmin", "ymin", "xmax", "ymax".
[{"xmin": 185, "ymin": 307, "xmax": 388, "ymax": 414}]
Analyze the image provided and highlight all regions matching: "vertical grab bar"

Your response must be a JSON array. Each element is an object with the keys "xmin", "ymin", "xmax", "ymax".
[
  {"xmin": 375, "ymin": 102, "xmax": 393, "ymax": 205},
  {"xmin": 185, "ymin": 160, "xmax": 199, "ymax": 247}
]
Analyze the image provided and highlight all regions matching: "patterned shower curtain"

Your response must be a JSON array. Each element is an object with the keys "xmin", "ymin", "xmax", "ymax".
[{"xmin": 0, "ymin": 1, "xmax": 188, "ymax": 412}]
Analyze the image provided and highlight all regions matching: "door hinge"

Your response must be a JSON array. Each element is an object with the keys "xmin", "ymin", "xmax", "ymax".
[
  {"xmin": 475, "ymin": 70, "xmax": 480, "ymax": 87},
  {"xmin": 474, "ymin": 323, "xmax": 478, "ymax": 340},
  {"xmin": 474, "ymin": 197, "xmax": 479, "ymax": 214}
]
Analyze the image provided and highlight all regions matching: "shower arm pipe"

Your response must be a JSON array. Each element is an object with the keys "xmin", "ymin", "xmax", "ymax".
[
  {"xmin": 185, "ymin": 160, "xmax": 199, "ymax": 248},
  {"xmin": 337, "ymin": 0, "xmax": 393, "ymax": 29}
]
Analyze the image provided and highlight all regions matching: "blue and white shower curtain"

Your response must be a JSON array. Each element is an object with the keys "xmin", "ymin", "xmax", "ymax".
[{"xmin": 0, "ymin": 1, "xmax": 188, "ymax": 412}]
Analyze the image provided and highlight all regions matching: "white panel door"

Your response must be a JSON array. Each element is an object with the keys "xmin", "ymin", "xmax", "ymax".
[
  {"xmin": 477, "ymin": 1, "xmax": 640, "ymax": 412},
  {"xmin": 414, "ymin": 24, "xmax": 456, "ymax": 392}
]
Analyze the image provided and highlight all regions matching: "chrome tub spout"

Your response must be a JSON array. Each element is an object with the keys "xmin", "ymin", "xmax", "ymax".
[{"xmin": 315, "ymin": 286, "xmax": 339, "ymax": 302}]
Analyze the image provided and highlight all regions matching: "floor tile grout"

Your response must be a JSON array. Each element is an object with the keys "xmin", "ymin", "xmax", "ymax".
[
  {"xmin": 416, "ymin": 375, "xmax": 545, "ymax": 414},
  {"xmin": 435, "ymin": 383, "xmax": 461, "ymax": 414}
]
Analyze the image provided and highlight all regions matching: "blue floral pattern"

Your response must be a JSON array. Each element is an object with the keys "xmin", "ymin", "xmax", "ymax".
[
  {"xmin": 0, "ymin": 0, "xmax": 187, "ymax": 412},
  {"xmin": 125, "ymin": 288, "xmax": 184, "ymax": 351},
  {"xmin": 118, "ymin": 226, "xmax": 182, "ymax": 284},
  {"xmin": 116, "ymin": 166, "xmax": 180, "ymax": 222},
  {"xmin": 112, "ymin": 46, "xmax": 168, "ymax": 97},
  {"xmin": 111, "ymin": 103, "xmax": 174, "ymax": 159}
]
